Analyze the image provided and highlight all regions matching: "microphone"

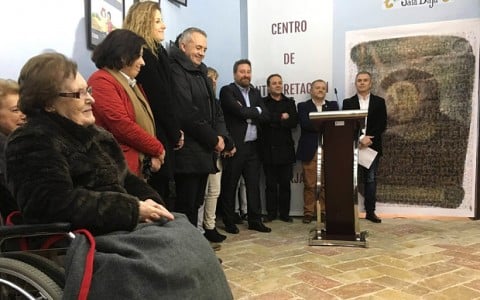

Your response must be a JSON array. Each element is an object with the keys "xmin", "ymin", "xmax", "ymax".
[{"xmin": 334, "ymin": 88, "xmax": 339, "ymax": 102}]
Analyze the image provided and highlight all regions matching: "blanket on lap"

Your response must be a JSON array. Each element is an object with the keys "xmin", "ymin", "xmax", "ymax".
[{"xmin": 62, "ymin": 213, "xmax": 232, "ymax": 300}]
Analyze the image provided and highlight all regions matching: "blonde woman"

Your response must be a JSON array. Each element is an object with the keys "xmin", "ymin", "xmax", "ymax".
[
  {"xmin": 0, "ymin": 79, "xmax": 25, "ymax": 218},
  {"xmin": 124, "ymin": 1, "xmax": 183, "ymax": 206}
]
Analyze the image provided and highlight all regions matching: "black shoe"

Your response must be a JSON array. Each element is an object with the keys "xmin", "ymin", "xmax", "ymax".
[
  {"xmin": 211, "ymin": 243, "xmax": 221, "ymax": 251},
  {"xmin": 248, "ymin": 221, "xmax": 272, "ymax": 233},
  {"xmin": 233, "ymin": 213, "xmax": 244, "ymax": 225},
  {"xmin": 204, "ymin": 227, "xmax": 227, "ymax": 243},
  {"xmin": 224, "ymin": 223, "xmax": 239, "ymax": 234},
  {"xmin": 279, "ymin": 215, "xmax": 293, "ymax": 223},
  {"xmin": 241, "ymin": 213, "xmax": 248, "ymax": 221},
  {"xmin": 366, "ymin": 213, "xmax": 382, "ymax": 223},
  {"xmin": 263, "ymin": 215, "xmax": 276, "ymax": 223}
]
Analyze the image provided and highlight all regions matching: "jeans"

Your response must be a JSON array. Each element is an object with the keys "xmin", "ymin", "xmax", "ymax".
[{"xmin": 360, "ymin": 155, "xmax": 380, "ymax": 214}]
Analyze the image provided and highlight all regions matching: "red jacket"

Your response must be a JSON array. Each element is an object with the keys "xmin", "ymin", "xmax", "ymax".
[{"xmin": 88, "ymin": 69, "xmax": 164, "ymax": 175}]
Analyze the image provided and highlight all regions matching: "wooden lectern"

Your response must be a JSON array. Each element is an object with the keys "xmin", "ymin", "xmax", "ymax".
[{"xmin": 308, "ymin": 110, "xmax": 368, "ymax": 247}]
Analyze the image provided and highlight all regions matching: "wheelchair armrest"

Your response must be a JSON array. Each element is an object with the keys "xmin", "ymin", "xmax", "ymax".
[
  {"xmin": 0, "ymin": 223, "xmax": 72, "ymax": 239},
  {"xmin": 0, "ymin": 223, "xmax": 73, "ymax": 253}
]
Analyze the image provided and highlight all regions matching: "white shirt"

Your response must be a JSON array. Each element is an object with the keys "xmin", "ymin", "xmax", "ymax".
[
  {"xmin": 313, "ymin": 99, "xmax": 324, "ymax": 112},
  {"xmin": 358, "ymin": 93, "xmax": 370, "ymax": 136},
  {"xmin": 238, "ymin": 85, "xmax": 258, "ymax": 142},
  {"xmin": 359, "ymin": 93, "xmax": 370, "ymax": 110},
  {"xmin": 119, "ymin": 71, "xmax": 136, "ymax": 87}
]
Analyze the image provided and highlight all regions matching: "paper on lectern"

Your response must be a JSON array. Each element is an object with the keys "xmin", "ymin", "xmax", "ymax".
[{"xmin": 358, "ymin": 147, "xmax": 378, "ymax": 169}]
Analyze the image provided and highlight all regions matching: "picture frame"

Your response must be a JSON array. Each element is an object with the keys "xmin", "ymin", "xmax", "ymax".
[
  {"xmin": 169, "ymin": 0, "xmax": 187, "ymax": 6},
  {"xmin": 86, "ymin": 0, "xmax": 125, "ymax": 49}
]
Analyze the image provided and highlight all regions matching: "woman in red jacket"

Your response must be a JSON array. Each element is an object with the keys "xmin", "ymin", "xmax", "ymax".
[{"xmin": 88, "ymin": 29, "xmax": 165, "ymax": 178}]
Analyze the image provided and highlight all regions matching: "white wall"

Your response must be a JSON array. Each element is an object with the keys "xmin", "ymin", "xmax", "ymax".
[
  {"xmin": 0, "ymin": 0, "xmax": 246, "ymax": 90},
  {"xmin": 161, "ymin": 0, "xmax": 246, "ymax": 93},
  {"xmin": 0, "ymin": 1, "xmax": 95, "ymax": 80}
]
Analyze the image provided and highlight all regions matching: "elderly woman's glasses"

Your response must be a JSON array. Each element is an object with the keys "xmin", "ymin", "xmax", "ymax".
[{"xmin": 58, "ymin": 86, "xmax": 93, "ymax": 99}]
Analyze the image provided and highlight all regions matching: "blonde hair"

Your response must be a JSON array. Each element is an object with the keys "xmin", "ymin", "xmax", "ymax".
[
  {"xmin": 0, "ymin": 79, "xmax": 19, "ymax": 105},
  {"xmin": 123, "ymin": 1, "xmax": 161, "ymax": 57},
  {"xmin": 207, "ymin": 67, "xmax": 218, "ymax": 81}
]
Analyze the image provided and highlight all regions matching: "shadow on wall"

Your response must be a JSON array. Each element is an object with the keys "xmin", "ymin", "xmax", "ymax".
[
  {"xmin": 350, "ymin": 35, "xmax": 475, "ymax": 209},
  {"xmin": 72, "ymin": 16, "xmax": 96, "ymax": 79}
]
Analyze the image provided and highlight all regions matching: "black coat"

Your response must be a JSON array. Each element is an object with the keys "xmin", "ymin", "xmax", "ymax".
[
  {"xmin": 260, "ymin": 94, "xmax": 298, "ymax": 164},
  {"xmin": 135, "ymin": 45, "xmax": 181, "ymax": 179},
  {"xmin": 0, "ymin": 132, "xmax": 16, "ymax": 219},
  {"xmin": 169, "ymin": 46, "xmax": 232, "ymax": 174},
  {"xmin": 219, "ymin": 83, "xmax": 269, "ymax": 150},
  {"xmin": 342, "ymin": 94, "xmax": 387, "ymax": 155},
  {"xmin": 5, "ymin": 112, "xmax": 163, "ymax": 235}
]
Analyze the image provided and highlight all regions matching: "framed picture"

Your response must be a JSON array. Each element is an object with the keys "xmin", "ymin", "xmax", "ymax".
[
  {"xmin": 86, "ymin": 0, "xmax": 124, "ymax": 49},
  {"xmin": 169, "ymin": 0, "xmax": 187, "ymax": 6}
]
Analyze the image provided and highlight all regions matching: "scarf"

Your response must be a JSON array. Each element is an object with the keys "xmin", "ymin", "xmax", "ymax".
[{"xmin": 105, "ymin": 69, "xmax": 156, "ymax": 173}]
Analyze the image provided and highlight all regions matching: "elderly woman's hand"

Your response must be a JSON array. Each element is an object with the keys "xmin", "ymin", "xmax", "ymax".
[{"xmin": 138, "ymin": 199, "xmax": 174, "ymax": 223}]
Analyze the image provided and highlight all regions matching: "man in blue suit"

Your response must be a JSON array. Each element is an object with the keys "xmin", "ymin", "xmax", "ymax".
[
  {"xmin": 342, "ymin": 71, "xmax": 387, "ymax": 223},
  {"xmin": 296, "ymin": 79, "xmax": 339, "ymax": 224}
]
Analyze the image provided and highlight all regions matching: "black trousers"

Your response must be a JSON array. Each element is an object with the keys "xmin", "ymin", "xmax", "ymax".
[
  {"xmin": 263, "ymin": 163, "xmax": 293, "ymax": 218},
  {"xmin": 174, "ymin": 173, "xmax": 208, "ymax": 226},
  {"xmin": 220, "ymin": 142, "xmax": 262, "ymax": 225},
  {"xmin": 148, "ymin": 173, "xmax": 174, "ymax": 211}
]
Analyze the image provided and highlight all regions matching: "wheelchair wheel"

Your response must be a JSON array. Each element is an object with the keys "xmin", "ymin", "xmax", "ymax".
[
  {"xmin": 3, "ymin": 252, "xmax": 65, "ymax": 289},
  {"xmin": 0, "ymin": 257, "xmax": 62, "ymax": 300}
]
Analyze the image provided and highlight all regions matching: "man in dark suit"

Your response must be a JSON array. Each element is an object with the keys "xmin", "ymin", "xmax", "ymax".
[
  {"xmin": 342, "ymin": 71, "xmax": 387, "ymax": 223},
  {"xmin": 260, "ymin": 74, "xmax": 298, "ymax": 223},
  {"xmin": 296, "ymin": 79, "xmax": 339, "ymax": 224},
  {"xmin": 219, "ymin": 59, "xmax": 271, "ymax": 234}
]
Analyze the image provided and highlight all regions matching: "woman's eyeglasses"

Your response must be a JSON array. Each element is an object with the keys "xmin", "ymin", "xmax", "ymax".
[{"xmin": 58, "ymin": 86, "xmax": 93, "ymax": 99}]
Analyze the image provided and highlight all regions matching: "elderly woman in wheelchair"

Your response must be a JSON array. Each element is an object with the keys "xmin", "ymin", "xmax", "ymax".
[{"xmin": 1, "ymin": 52, "xmax": 232, "ymax": 299}]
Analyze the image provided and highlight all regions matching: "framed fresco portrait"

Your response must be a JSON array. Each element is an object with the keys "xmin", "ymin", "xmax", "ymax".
[
  {"xmin": 345, "ymin": 19, "xmax": 480, "ymax": 217},
  {"xmin": 86, "ymin": 0, "xmax": 124, "ymax": 49}
]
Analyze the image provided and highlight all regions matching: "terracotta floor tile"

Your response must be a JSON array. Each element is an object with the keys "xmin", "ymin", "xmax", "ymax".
[{"xmin": 218, "ymin": 216, "xmax": 480, "ymax": 299}]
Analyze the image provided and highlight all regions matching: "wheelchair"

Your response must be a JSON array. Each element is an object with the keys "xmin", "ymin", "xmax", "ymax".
[{"xmin": 0, "ymin": 212, "xmax": 72, "ymax": 300}]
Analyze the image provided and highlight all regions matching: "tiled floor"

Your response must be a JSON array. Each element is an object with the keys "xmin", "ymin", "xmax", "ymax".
[{"xmin": 217, "ymin": 215, "xmax": 480, "ymax": 299}]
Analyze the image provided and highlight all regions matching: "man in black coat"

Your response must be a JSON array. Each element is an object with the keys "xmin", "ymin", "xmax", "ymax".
[
  {"xmin": 219, "ymin": 59, "xmax": 271, "ymax": 234},
  {"xmin": 260, "ymin": 74, "xmax": 298, "ymax": 223},
  {"xmin": 170, "ymin": 27, "xmax": 233, "ymax": 227},
  {"xmin": 342, "ymin": 71, "xmax": 387, "ymax": 223}
]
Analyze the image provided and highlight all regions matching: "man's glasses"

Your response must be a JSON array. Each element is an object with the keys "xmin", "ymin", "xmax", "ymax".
[{"xmin": 58, "ymin": 86, "xmax": 93, "ymax": 99}]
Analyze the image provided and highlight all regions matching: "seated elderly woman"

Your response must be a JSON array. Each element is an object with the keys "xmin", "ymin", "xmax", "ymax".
[
  {"xmin": 88, "ymin": 29, "xmax": 165, "ymax": 179},
  {"xmin": 0, "ymin": 79, "xmax": 26, "ymax": 219},
  {"xmin": 5, "ymin": 52, "xmax": 232, "ymax": 299}
]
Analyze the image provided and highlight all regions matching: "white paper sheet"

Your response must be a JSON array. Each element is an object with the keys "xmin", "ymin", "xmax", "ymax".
[{"xmin": 358, "ymin": 147, "xmax": 378, "ymax": 169}]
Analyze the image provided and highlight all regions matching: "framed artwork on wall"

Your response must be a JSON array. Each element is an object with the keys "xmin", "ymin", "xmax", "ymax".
[
  {"xmin": 86, "ymin": 0, "xmax": 124, "ymax": 49},
  {"xmin": 169, "ymin": 0, "xmax": 187, "ymax": 6}
]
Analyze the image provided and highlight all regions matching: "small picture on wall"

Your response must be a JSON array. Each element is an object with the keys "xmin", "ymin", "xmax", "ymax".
[
  {"xmin": 87, "ymin": 0, "xmax": 124, "ymax": 49},
  {"xmin": 169, "ymin": 0, "xmax": 187, "ymax": 6}
]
